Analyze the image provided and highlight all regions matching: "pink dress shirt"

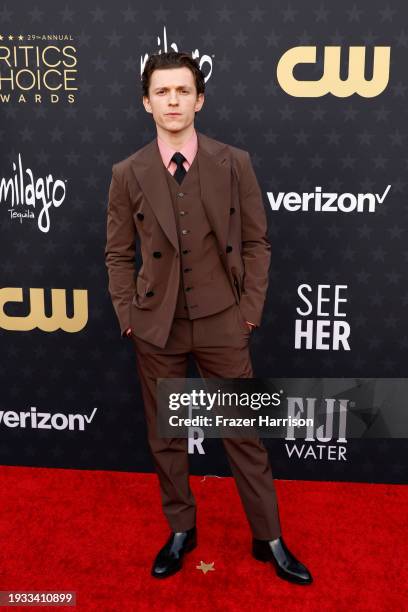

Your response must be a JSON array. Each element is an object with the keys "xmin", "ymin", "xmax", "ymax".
[{"xmin": 157, "ymin": 129, "xmax": 198, "ymax": 175}]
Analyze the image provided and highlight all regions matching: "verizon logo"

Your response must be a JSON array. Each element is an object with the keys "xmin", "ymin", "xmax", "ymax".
[
  {"xmin": 267, "ymin": 185, "xmax": 391, "ymax": 213},
  {"xmin": 0, "ymin": 406, "xmax": 98, "ymax": 431}
]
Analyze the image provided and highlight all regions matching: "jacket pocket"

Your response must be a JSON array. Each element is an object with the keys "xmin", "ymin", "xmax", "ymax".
[
  {"xmin": 231, "ymin": 267, "xmax": 243, "ymax": 299},
  {"xmin": 136, "ymin": 275, "xmax": 147, "ymax": 297}
]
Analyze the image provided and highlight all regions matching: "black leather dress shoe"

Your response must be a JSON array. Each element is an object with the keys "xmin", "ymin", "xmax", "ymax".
[
  {"xmin": 151, "ymin": 526, "xmax": 197, "ymax": 578},
  {"xmin": 252, "ymin": 536, "xmax": 313, "ymax": 585}
]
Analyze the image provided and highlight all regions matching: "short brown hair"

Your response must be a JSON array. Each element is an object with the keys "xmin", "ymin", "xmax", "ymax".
[{"xmin": 141, "ymin": 51, "xmax": 205, "ymax": 98}]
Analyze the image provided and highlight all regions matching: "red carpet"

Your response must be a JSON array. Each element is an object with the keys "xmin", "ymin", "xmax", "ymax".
[{"xmin": 0, "ymin": 466, "xmax": 406, "ymax": 611}]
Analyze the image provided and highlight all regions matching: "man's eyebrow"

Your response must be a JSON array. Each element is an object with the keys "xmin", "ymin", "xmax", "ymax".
[{"xmin": 154, "ymin": 85, "xmax": 193, "ymax": 90}]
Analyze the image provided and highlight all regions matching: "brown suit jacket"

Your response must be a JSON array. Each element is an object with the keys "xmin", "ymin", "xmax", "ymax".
[{"xmin": 105, "ymin": 131, "xmax": 271, "ymax": 348}]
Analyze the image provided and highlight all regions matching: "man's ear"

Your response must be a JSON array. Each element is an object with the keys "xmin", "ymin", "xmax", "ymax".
[
  {"xmin": 195, "ymin": 93, "xmax": 205, "ymax": 112},
  {"xmin": 142, "ymin": 95, "xmax": 152, "ymax": 114}
]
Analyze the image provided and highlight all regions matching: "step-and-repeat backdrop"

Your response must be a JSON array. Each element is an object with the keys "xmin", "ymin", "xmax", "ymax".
[{"xmin": 1, "ymin": 1, "xmax": 407, "ymax": 484}]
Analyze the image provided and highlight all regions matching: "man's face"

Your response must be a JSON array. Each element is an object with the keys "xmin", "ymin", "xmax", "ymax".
[{"xmin": 143, "ymin": 66, "xmax": 204, "ymax": 134}]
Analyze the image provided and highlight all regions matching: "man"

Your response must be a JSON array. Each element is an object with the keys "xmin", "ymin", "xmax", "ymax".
[{"xmin": 105, "ymin": 51, "xmax": 312, "ymax": 584}]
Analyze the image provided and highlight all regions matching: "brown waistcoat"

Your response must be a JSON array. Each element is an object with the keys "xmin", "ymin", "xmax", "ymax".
[{"xmin": 163, "ymin": 154, "xmax": 236, "ymax": 319}]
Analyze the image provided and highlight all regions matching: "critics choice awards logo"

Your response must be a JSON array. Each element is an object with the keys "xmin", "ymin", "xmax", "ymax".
[{"xmin": 0, "ymin": 33, "xmax": 78, "ymax": 103}]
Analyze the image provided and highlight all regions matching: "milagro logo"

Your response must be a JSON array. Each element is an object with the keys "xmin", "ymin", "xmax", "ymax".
[
  {"xmin": 284, "ymin": 396, "xmax": 348, "ymax": 461},
  {"xmin": 0, "ymin": 153, "xmax": 66, "ymax": 232},
  {"xmin": 141, "ymin": 25, "xmax": 213, "ymax": 82},
  {"xmin": 0, "ymin": 406, "xmax": 98, "ymax": 431},
  {"xmin": 267, "ymin": 185, "xmax": 391, "ymax": 213}
]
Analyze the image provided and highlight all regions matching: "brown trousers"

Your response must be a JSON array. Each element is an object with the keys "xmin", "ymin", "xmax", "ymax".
[{"xmin": 131, "ymin": 302, "xmax": 281, "ymax": 540}]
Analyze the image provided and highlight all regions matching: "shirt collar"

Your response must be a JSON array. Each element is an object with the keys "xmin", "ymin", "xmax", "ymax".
[{"xmin": 157, "ymin": 129, "xmax": 198, "ymax": 169}]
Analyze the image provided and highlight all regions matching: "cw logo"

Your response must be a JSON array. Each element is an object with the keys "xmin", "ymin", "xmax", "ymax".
[
  {"xmin": 277, "ymin": 46, "xmax": 391, "ymax": 98},
  {"xmin": 0, "ymin": 287, "xmax": 88, "ymax": 332}
]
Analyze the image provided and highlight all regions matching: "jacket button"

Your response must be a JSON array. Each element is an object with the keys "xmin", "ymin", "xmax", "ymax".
[
  {"xmin": 185, "ymin": 286, "xmax": 193, "ymax": 292},
  {"xmin": 182, "ymin": 249, "xmax": 190, "ymax": 254},
  {"xmin": 145, "ymin": 290, "xmax": 154, "ymax": 297},
  {"xmin": 136, "ymin": 212, "xmax": 144, "ymax": 220},
  {"xmin": 230, "ymin": 207, "xmax": 235, "ymax": 214},
  {"xmin": 226, "ymin": 245, "xmax": 233, "ymax": 253},
  {"xmin": 184, "ymin": 267, "xmax": 192, "ymax": 272},
  {"xmin": 153, "ymin": 251, "xmax": 162, "ymax": 258},
  {"xmin": 182, "ymin": 229, "xmax": 190, "ymax": 235},
  {"xmin": 177, "ymin": 192, "xmax": 184, "ymax": 197}
]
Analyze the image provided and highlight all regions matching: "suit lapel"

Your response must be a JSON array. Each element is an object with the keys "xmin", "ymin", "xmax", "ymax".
[
  {"xmin": 130, "ymin": 138, "xmax": 180, "ymax": 253},
  {"xmin": 197, "ymin": 131, "xmax": 231, "ymax": 254},
  {"xmin": 130, "ymin": 131, "xmax": 231, "ymax": 254}
]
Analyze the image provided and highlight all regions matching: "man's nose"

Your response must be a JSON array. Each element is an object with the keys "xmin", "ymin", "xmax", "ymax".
[{"xmin": 168, "ymin": 92, "xmax": 179, "ymax": 104}]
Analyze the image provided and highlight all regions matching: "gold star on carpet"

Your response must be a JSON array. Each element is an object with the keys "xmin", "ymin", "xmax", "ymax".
[{"xmin": 196, "ymin": 561, "xmax": 215, "ymax": 574}]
